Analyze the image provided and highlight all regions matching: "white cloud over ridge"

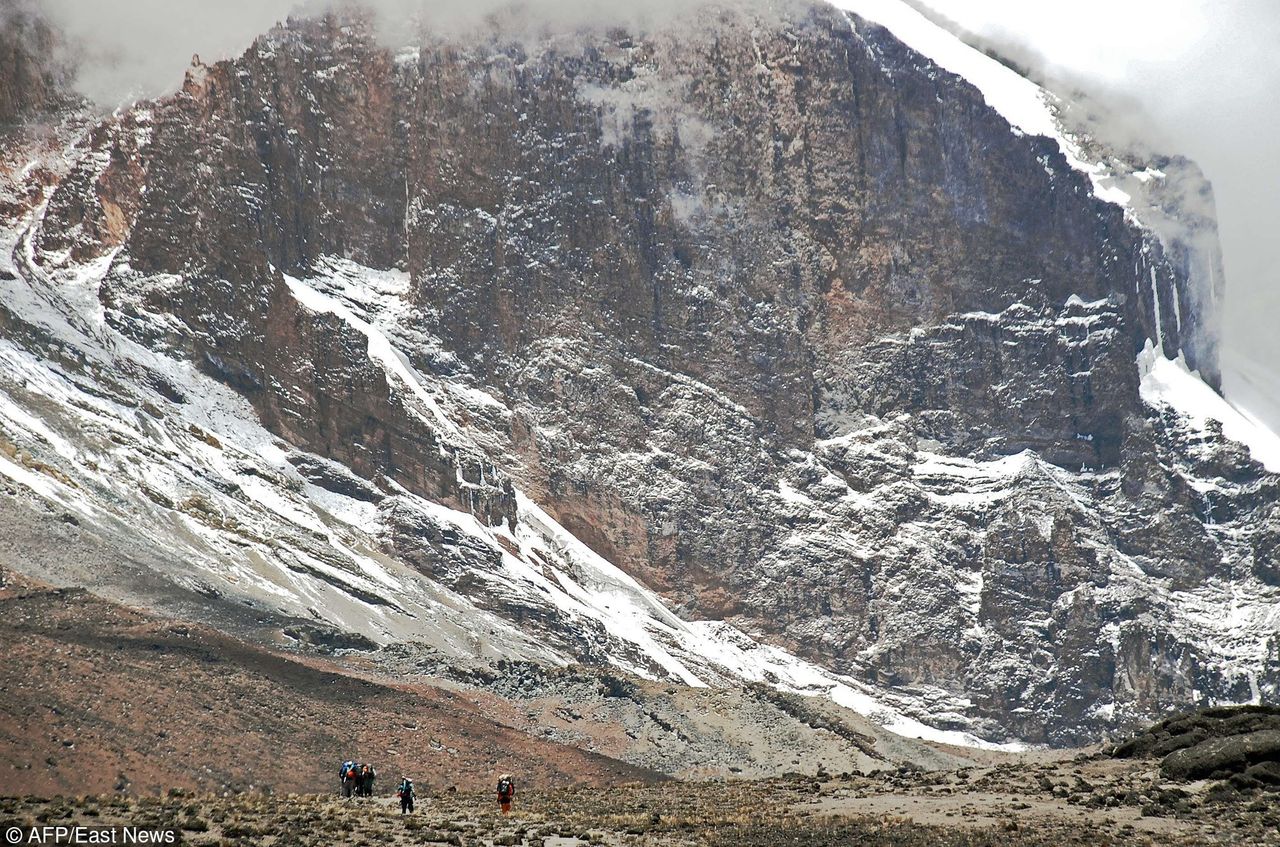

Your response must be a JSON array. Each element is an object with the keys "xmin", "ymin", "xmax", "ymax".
[{"xmin": 36, "ymin": 0, "xmax": 740, "ymax": 105}]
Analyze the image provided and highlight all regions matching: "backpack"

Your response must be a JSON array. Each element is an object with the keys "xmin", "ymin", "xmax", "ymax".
[
  {"xmin": 398, "ymin": 780, "xmax": 412, "ymax": 798},
  {"xmin": 497, "ymin": 777, "xmax": 513, "ymax": 799}
]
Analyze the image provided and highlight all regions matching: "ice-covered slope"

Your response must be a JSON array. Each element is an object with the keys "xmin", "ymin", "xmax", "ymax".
[{"xmin": 1139, "ymin": 343, "xmax": 1280, "ymax": 473}]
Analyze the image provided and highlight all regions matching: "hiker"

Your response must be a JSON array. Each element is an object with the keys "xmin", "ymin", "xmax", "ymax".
[
  {"xmin": 496, "ymin": 773, "xmax": 515, "ymax": 815},
  {"xmin": 360, "ymin": 763, "xmax": 377, "ymax": 796},
  {"xmin": 397, "ymin": 777, "xmax": 415, "ymax": 814},
  {"xmin": 340, "ymin": 760, "xmax": 358, "ymax": 798}
]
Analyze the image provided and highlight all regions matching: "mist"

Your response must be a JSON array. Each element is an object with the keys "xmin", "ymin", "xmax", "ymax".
[
  {"xmin": 911, "ymin": 0, "xmax": 1280, "ymax": 433},
  {"xmin": 33, "ymin": 0, "xmax": 738, "ymax": 105},
  {"xmin": 35, "ymin": 0, "xmax": 297, "ymax": 104}
]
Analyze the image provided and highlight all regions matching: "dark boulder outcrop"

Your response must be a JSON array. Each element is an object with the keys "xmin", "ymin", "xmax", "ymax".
[
  {"xmin": 1162, "ymin": 730, "xmax": 1280, "ymax": 781},
  {"xmin": 1111, "ymin": 706, "xmax": 1280, "ymax": 783}
]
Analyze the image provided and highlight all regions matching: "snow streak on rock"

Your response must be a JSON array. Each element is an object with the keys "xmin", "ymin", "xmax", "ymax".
[{"xmin": 0, "ymin": 218, "xmax": 1022, "ymax": 746}]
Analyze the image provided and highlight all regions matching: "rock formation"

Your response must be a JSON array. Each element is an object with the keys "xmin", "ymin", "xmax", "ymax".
[{"xmin": 0, "ymin": 0, "xmax": 1275, "ymax": 747}]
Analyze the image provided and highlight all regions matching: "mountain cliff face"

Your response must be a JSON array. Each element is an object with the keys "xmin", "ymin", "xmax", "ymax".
[{"xmin": 1, "ymin": 0, "xmax": 1276, "ymax": 749}]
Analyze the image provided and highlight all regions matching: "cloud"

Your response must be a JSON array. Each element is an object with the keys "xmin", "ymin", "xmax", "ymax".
[
  {"xmin": 34, "ymin": 0, "xmax": 765, "ymax": 105},
  {"xmin": 36, "ymin": 0, "xmax": 301, "ymax": 104}
]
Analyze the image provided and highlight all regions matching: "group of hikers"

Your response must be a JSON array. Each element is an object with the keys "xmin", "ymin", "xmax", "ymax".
[
  {"xmin": 338, "ymin": 761, "xmax": 378, "ymax": 797},
  {"xmin": 338, "ymin": 760, "xmax": 516, "ymax": 816}
]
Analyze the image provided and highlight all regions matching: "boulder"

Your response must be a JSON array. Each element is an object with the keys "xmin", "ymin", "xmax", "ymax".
[{"xmin": 1161, "ymin": 729, "xmax": 1280, "ymax": 780}]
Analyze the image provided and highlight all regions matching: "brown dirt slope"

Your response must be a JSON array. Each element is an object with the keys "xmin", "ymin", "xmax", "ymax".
[{"xmin": 0, "ymin": 573, "xmax": 661, "ymax": 796}]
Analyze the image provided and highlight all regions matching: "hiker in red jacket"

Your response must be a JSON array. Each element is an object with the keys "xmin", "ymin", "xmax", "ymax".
[{"xmin": 339, "ymin": 760, "xmax": 358, "ymax": 798}]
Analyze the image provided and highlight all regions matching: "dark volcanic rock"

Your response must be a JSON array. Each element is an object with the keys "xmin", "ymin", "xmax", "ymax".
[
  {"xmin": 849, "ymin": 300, "xmax": 1139, "ymax": 468},
  {"xmin": 1112, "ymin": 705, "xmax": 1280, "ymax": 762},
  {"xmin": 282, "ymin": 623, "xmax": 379, "ymax": 653},
  {"xmin": 1161, "ymin": 729, "xmax": 1280, "ymax": 781}
]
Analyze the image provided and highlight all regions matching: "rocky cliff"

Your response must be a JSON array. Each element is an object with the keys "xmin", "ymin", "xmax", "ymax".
[{"xmin": 1, "ymin": 0, "xmax": 1276, "ymax": 748}]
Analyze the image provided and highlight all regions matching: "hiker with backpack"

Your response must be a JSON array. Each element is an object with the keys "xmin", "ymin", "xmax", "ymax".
[
  {"xmin": 359, "ymin": 763, "xmax": 377, "ymax": 796},
  {"xmin": 496, "ymin": 773, "xmax": 515, "ymax": 814},
  {"xmin": 397, "ymin": 777, "xmax": 415, "ymax": 814},
  {"xmin": 340, "ymin": 760, "xmax": 359, "ymax": 798}
]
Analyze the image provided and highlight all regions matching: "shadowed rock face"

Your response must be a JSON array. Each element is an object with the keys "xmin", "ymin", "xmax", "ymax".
[
  {"xmin": 60, "ymin": 7, "xmax": 1194, "ymax": 452},
  {"xmin": 9, "ymin": 1, "xmax": 1278, "ymax": 744}
]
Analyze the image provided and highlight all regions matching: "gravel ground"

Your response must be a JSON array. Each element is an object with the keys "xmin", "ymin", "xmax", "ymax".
[{"xmin": 2, "ymin": 760, "xmax": 1275, "ymax": 847}]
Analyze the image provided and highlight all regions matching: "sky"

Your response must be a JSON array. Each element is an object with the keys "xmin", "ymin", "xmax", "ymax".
[{"xmin": 27, "ymin": 0, "xmax": 1280, "ymax": 430}]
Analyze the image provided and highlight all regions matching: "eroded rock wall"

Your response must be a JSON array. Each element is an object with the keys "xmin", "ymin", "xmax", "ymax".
[{"xmin": 15, "ymin": 1, "xmax": 1275, "ymax": 744}]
